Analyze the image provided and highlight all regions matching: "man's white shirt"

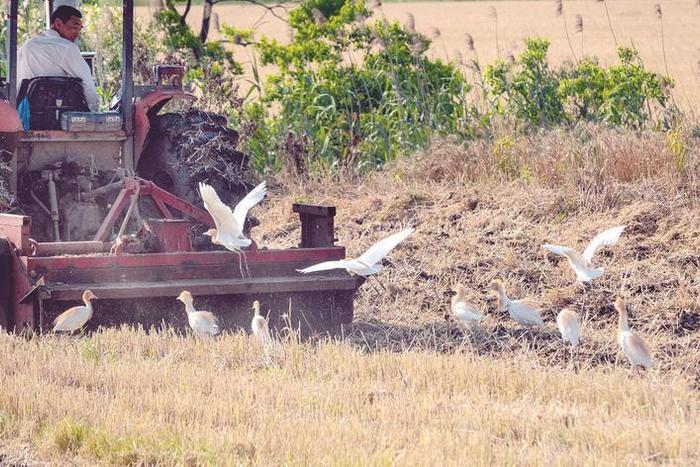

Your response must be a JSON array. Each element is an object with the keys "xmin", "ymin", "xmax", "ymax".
[{"xmin": 18, "ymin": 29, "xmax": 99, "ymax": 112}]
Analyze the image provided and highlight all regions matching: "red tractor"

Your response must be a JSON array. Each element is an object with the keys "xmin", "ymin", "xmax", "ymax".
[{"xmin": 0, "ymin": 0, "xmax": 363, "ymax": 335}]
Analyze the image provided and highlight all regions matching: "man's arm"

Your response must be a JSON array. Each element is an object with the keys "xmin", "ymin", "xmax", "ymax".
[{"xmin": 61, "ymin": 44, "xmax": 99, "ymax": 112}]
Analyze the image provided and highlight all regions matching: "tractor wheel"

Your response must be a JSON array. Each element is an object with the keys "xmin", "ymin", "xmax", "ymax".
[{"xmin": 137, "ymin": 110, "xmax": 255, "ymax": 208}]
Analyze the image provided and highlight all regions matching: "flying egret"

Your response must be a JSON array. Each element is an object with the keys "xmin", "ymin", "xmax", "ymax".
[
  {"xmin": 451, "ymin": 285, "xmax": 485, "ymax": 328},
  {"xmin": 556, "ymin": 308, "xmax": 580, "ymax": 346},
  {"xmin": 614, "ymin": 297, "xmax": 652, "ymax": 370},
  {"xmin": 198, "ymin": 181, "xmax": 267, "ymax": 277},
  {"xmin": 177, "ymin": 290, "xmax": 220, "ymax": 337},
  {"xmin": 297, "ymin": 227, "xmax": 414, "ymax": 277},
  {"xmin": 489, "ymin": 279, "xmax": 544, "ymax": 328},
  {"xmin": 53, "ymin": 290, "xmax": 98, "ymax": 332},
  {"xmin": 543, "ymin": 225, "xmax": 626, "ymax": 282}
]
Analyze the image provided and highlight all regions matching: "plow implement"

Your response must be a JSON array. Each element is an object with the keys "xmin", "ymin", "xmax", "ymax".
[{"xmin": 0, "ymin": 180, "xmax": 364, "ymax": 335}]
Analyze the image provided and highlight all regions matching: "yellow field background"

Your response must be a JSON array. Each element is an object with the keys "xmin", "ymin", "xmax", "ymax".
[{"xmin": 137, "ymin": 1, "xmax": 700, "ymax": 112}]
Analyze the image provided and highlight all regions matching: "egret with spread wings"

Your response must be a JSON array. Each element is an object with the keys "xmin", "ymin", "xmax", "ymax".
[
  {"xmin": 543, "ymin": 225, "xmax": 625, "ymax": 283},
  {"xmin": 199, "ymin": 181, "xmax": 267, "ymax": 277},
  {"xmin": 297, "ymin": 227, "xmax": 414, "ymax": 277}
]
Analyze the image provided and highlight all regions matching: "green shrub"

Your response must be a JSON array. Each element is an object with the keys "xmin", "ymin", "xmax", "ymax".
[
  {"xmin": 560, "ymin": 47, "xmax": 674, "ymax": 128},
  {"xmin": 485, "ymin": 38, "xmax": 564, "ymax": 127},
  {"xmin": 246, "ymin": 0, "xmax": 473, "ymax": 174}
]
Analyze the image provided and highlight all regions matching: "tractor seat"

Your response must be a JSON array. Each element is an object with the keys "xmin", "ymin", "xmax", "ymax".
[{"xmin": 16, "ymin": 76, "xmax": 89, "ymax": 131}]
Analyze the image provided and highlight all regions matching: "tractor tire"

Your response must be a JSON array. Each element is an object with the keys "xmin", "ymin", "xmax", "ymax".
[{"xmin": 137, "ymin": 110, "xmax": 255, "ymax": 208}]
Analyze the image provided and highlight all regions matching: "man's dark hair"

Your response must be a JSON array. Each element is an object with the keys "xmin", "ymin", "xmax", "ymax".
[{"xmin": 50, "ymin": 5, "xmax": 82, "ymax": 24}]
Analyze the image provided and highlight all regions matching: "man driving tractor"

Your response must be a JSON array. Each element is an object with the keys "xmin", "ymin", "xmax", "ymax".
[{"xmin": 17, "ymin": 0, "xmax": 98, "ymax": 112}]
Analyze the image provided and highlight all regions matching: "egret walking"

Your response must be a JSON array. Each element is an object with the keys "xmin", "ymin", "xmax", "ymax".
[
  {"xmin": 614, "ymin": 297, "xmax": 652, "ymax": 370},
  {"xmin": 556, "ymin": 308, "xmax": 580, "ymax": 346},
  {"xmin": 489, "ymin": 279, "xmax": 544, "ymax": 328},
  {"xmin": 451, "ymin": 285, "xmax": 485, "ymax": 328},
  {"xmin": 251, "ymin": 300, "xmax": 272, "ymax": 344},
  {"xmin": 177, "ymin": 290, "xmax": 220, "ymax": 337},
  {"xmin": 53, "ymin": 290, "xmax": 98, "ymax": 332}
]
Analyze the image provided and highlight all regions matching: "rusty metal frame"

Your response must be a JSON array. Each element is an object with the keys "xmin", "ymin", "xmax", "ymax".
[{"xmin": 93, "ymin": 177, "xmax": 214, "ymax": 242}]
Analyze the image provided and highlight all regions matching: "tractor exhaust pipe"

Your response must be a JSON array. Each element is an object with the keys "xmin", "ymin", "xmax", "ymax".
[{"xmin": 47, "ymin": 172, "xmax": 60, "ymax": 241}]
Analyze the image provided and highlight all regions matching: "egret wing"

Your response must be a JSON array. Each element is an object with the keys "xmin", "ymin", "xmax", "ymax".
[
  {"xmin": 199, "ymin": 182, "xmax": 238, "ymax": 234},
  {"xmin": 512, "ymin": 300, "xmax": 544, "ymax": 326},
  {"xmin": 582, "ymin": 225, "xmax": 625, "ymax": 262},
  {"xmin": 454, "ymin": 302, "xmax": 484, "ymax": 321},
  {"xmin": 356, "ymin": 227, "xmax": 414, "ymax": 267},
  {"xmin": 557, "ymin": 309, "xmax": 580, "ymax": 343},
  {"xmin": 192, "ymin": 311, "xmax": 220, "ymax": 335},
  {"xmin": 297, "ymin": 260, "xmax": 350, "ymax": 273},
  {"xmin": 232, "ymin": 181, "xmax": 267, "ymax": 231},
  {"xmin": 543, "ymin": 243, "xmax": 589, "ymax": 270},
  {"xmin": 53, "ymin": 306, "xmax": 89, "ymax": 331},
  {"xmin": 622, "ymin": 332, "xmax": 652, "ymax": 368}
]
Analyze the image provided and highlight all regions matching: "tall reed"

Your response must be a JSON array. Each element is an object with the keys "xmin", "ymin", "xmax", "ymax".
[
  {"xmin": 575, "ymin": 14, "xmax": 583, "ymax": 57},
  {"xmin": 555, "ymin": 0, "xmax": 577, "ymax": 63},
  {"xmin": 489, "ymin": 6, "xmax": 500, "ymax": 58},
  {"xmin": 597, "ymin": 0, "xmax": 618, "ymax": 47},
  {"xmin": 654, "ymin": 4, "xmax": 669, "ymax": 76}
]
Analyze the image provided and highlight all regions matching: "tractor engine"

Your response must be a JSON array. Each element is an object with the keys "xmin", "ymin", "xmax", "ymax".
[{"xmin": 19, "ymin": 160, "xmax": 117, "ymax": 242}]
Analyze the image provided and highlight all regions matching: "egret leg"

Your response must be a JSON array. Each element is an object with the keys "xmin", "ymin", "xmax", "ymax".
[
  {"xmin": 369, "ymin": 275, "xmax": 388, "ymax": 293},
  {"xmin": 233, "ymin": 249, "xmax": 245, "ymax": 278},
  {"xmin": 242, "ymin": 250, "xmax": 251, "ymax": 278},
  {"xmin": 363, "ymin": 277, "xmax": 381, "ymax": 295}
]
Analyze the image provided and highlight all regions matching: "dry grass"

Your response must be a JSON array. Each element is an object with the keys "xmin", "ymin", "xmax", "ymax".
[
  {"xmin": 0, "ymin": 329, "xmax": 698, "ymax": 465},
  {"xmin": 136, "ymin": 0, "xmax": 700, "ymax": 113},
  {"xmin": 3, "ymin": 127, "xmax": 700, "ymax": 464}
]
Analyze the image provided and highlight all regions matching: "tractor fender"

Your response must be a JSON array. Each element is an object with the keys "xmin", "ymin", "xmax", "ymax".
[
  {"xmin": 0, "ymin": 100, "xmax": 21, "ymax": 196},
  {"xmin": 0, "ymin": 99, "xmax": 22, "ymax": 132},
  {"xmin": 133, "ymin": 89, "xmax": 195, "ymax": 165}
]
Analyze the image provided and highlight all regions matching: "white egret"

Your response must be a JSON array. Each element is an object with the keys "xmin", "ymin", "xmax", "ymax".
[
  {"xmin": 297, "ymin": 227, "xmax": 414, "ymax": 277},
  {"xmin": 198, "ymin": 181, "xmax": 267, "ymax": 277},
  {"xmin": 543, "ymin": 225, "xmax": 625, "ymax": 282},
  {"xmin": 53, "ymin": 290, "xmax": 98, "ymax": 332},
  {"xmin": 556, "ymin": 308, "xmax": 580, "ymax": 346},
  {"xmin": 176, "ymin": 290, "xmax": 220, "ymax": 337},
  {"xmin": 251, "ymin": 300, "xmax": 272, "ymax": 344},
  {"xmin": 615, "ymin": 297, "xmax": 652, "ymax": 370},
  {"xmin": 489, "ymin": 279, "xmax": 544, "ymax": 328},
  {"xmin": 451, "ymin": 285, "xmax": 485, "ymax": 328}
]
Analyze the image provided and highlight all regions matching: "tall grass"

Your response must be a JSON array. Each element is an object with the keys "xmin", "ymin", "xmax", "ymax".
[{"xmin": 597, "ymin": 0, "xmax": 618, "ymax": 47}]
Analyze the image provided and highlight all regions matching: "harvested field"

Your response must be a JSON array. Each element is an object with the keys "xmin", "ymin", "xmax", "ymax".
[
  {"xmin": 1, "ymin": 124, "xmax": 700, "ymax": 464},
  {"xmin": 0, "ymin": 329, "xmax": 698, "ymax": 465},
  {"xmin": 255, "ymin": 124, "xmax": 700, "ymax": 387}
]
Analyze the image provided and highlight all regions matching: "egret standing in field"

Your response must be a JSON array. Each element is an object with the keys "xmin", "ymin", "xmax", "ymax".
[
  {"xmin": 198, "ymin": 181, "xmax": 267, "ymax": 277},
  {"xmin": 451, "ymin": 285, "xmax": 485, "ymax": 329},
  {"xmin": 543, "ymin": 225, "xmax": 626, "ymax": 283},
  {"xmin": 556, "ymin": 308, "xmax": 581, "ymax": 346},
  {"xmin": 53, "ymin": 290, "xmax": 98, "ymax": 333},
  {"xmin": 251, "ymin": 300, "xmax": 272, "ymax": 344},
  {"xmin": 489, "ymin": 279, "xmax": 545, "ymax": 328},
  {"xmin": 252, "ymin": 300, "xmax": 279, "ymax": 365},
  {"xmin": 297, "ymin": 226, "xmax": 414, "ymax": 278},
  {"xmin": 177, "ymin": 290, "xmax": 220, "ymax": 337},
  {"xmin": 614, "ymin": 297, "xmax": 652, "ymax": 371}
]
